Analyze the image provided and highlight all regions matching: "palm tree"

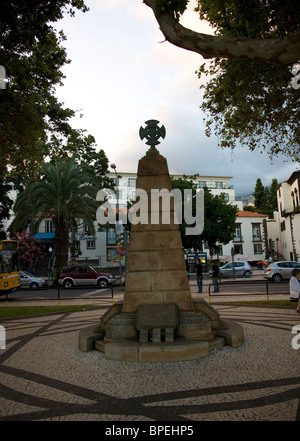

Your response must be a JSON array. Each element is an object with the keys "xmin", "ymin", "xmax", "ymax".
[{"xmin": 11, "ymin": 157, "xmax": 98, "ymax": 270}]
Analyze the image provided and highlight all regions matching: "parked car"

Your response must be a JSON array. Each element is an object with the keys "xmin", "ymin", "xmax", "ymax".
[
  {"xmin": 263, "ymin": 261, "xmax": 300, "ymax": 282},
  {"xmin": 20, "ymin": 271, "xmax": 48, "ymax": 289},
  {"xmin": 219, "ymin": 261, "xmax": 253, "ymax": 278},
  {"xmin": 58, "ymin": 265, "xmax": 115, "ymax": 289}
]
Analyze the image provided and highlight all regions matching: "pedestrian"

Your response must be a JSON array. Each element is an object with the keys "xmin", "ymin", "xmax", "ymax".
[
  {"xmin": 185, "ymin": 259, "xmax": 190, "ymax": 280},
  {"xmin": 196, "ymin": 258, "xmax": 203, "ymax": 293},
  {"xmin": 47, "ymin": 265, "xmax": 52, "ymax": 280},
  {"xmin": 211, "ymin": 260, "xmax": 220, "ymax": 293},
  {"xmin": 289, "ymin": 268, "xmax": 300, "ymax": 313}
]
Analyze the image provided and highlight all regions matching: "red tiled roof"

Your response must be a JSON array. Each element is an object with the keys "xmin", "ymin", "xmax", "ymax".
[{"xmin": 237, "ymin": 210, "xmax": 268, "ymax": 217}]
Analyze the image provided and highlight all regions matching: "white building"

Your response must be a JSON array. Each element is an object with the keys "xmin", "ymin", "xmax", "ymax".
[
  {"xmin": 3, "ymin": 170, "xmax": 269, "ymax": 271},
  {"xmin": 107, "ymin": 171, "xmax": 267, "ymax": 264},
  {"xmin": 266, "ymin": 171, "xmax": 300, "ymax": 262},
  {"xmin": 220, "ymin": 210, "xmax": 268, "ymax": 262}
]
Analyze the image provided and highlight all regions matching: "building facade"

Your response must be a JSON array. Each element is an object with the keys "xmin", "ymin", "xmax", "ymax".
[
  {"xmin": 266, "ymin": 171, "xmax": 300, "ymax": 262},
  {"xmin": 219, "ymin": 210, "xmax": 267, "ymax": 262},
  {"xmin": 107, "ymin": 171, "xmax": 266, "ymax": 264},
  {"xmin": 3, "ymin": 171, "xmax": 269, "ymax": 272}
]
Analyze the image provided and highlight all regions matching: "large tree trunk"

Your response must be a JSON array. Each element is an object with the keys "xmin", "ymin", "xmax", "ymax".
[
  {"xmin": 54, "ymin": 216, "xmax": 69, "ymax": 270},
  {"xmin": 144, "ymin": 0, "xmax": 300, "ymax": 65}
]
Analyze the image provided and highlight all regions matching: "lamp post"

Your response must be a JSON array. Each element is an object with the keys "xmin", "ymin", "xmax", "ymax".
[
  {"xmin": 215, "ymin": 241, "xmax": 220, "ymax": 263},
  {"xmin": 110, "ymin": 164, "xmax": 123, "ymax": 281},
  {"xmin": 276, "ymin": 237, "xmax": 279, "ymax": 261}
]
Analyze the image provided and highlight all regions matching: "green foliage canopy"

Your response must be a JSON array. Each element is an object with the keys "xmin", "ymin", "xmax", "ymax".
[
  {"xmin": 11, "ymin": 157, "xmax": 99, "ymax": 269},
  {"xmin": 171, "ymin": 175, "xmax": 237, "ymax": 249},
  {"xmin": 145, "ymin": 0, "xmax": 300, "ymax": 161},
  {"xmin": 0, "ymin": 0, "xmax": 89, "ymax": 180},
  {"xmin": 196, "ymin": 0, "xmax": 300, "ymax": 161}
]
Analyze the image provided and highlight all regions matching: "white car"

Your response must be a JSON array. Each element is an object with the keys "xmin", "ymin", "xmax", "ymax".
[
  {"xmin": 219, "ymin": 262, "xmax": 253, "ymax": 278},
  {"xmin": 20, "ymin": 271, "xmax": 48, "ymax": 289},
  {"xmin": 264, "ymin": 261, "xmax": 300, "ymax": 282}
]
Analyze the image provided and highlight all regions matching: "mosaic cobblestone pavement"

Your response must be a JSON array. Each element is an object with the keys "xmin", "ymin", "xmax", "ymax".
[{"xmin": 0, "ymin": 304, "xmax": 299, "ymax": 421}]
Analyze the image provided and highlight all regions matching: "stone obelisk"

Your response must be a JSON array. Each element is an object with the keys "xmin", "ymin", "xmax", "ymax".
[
  {"xmin": 78, "ymin": 120, "xmax": 244, "ymax": 361},
  {"xmin": 122, "ymin": 120, "xmax": 193, "ymax": 313}
]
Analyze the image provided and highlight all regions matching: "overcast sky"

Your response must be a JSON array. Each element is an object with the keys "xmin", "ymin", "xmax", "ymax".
[{"xmin": 54, "ymin": 0, "xmax": 298, "ymax": 197}]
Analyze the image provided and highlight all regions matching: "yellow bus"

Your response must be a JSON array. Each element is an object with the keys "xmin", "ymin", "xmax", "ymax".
[{"xmin": 0, "ymin": 240, "xmax": 20, "ymax": 293}]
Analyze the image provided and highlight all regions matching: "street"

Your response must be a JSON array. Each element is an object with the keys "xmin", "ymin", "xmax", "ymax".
[
  {"xmin": 0, "ymin": 271, "xmax": 290, "ymax": 305},
  {"xmin": 0, "ymin": 284, "xmax": 118, "ymax": 303}
]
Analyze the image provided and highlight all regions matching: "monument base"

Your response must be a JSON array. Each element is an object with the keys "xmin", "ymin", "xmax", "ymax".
[{"xmin": 78, "ymin": 300, "xmax": 244, "ymax": 362}]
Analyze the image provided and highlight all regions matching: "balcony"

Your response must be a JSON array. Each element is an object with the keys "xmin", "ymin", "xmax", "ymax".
[
  {"xmin": 233, "ymin": 235, "xmax": 243, "ymax": 243},
  {"xmin": 252, "ymin": 236, "xmax": 262, "ymax": 242}
]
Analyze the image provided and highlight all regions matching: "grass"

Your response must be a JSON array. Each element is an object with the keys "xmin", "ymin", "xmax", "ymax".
[
  {"xmin": 0, "ymin": 299, "xmax": 296, "ymax": 320},
  {"xmin": 0, "ymin": 304, "xmax": 103, "ymax": 319},
  {"xmin": 216, "ymin": 299, "xmax": 296, "ymax": 308}
]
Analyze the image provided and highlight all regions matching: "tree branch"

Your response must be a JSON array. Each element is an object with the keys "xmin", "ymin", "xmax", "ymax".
[{"xmin": 143, "ymin": 0, "xmax": 300, "ymax": 65}]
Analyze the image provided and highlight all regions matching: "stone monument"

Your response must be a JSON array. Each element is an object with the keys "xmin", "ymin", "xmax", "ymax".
[{"xmin": 78, "ymin": 120, "xmax": 244, "ymax": 361}]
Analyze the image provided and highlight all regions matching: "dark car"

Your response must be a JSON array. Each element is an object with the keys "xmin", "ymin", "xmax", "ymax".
[
  {"xmin": 263, "ymin": 261, "xmax": 300, "ymax": 282},
  {"xmin": 58, "ymin": 265, "xmax": 115, "ymax": 289}
]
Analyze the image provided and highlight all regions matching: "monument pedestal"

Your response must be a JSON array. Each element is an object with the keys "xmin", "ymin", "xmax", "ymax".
[{"xmin": 79, "ymin": 122, "xmax": 244, "ymax": 361}]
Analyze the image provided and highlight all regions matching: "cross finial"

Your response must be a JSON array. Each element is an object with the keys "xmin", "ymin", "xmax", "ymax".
[{"xmin": 139, "ymin": 120, "xmax": 166, "ymax": 148}]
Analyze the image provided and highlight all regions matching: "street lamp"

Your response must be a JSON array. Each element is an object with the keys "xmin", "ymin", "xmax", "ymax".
[
  {"xmin": 110, "ymin": 164, "xmax": 123, "ymax": 280},
  {"xmin": 215, "ymin": 241, "xmax": 220, "ymax": 263}
]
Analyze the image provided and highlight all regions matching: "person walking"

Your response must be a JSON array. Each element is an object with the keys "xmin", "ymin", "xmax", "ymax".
[
  {"xmin": 211, "ymin": 261, "xmax": 220, "ymax": 293},
  {"xmin": 289, "ymin": 268, "xmax": 300, "ymax": 313},
  {"xmin": 185, "ymin": 259, "xmax": 190, "ymax": 280},
  {"xmin": 196, "ymin": 258, "xmax": 203, "ymax": 293}
]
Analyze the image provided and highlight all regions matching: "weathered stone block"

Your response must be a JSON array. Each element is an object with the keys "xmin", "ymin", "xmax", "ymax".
[
  {"xmin": 152, "ymin": 328, "xmax": 161, "ymax": 343},
  {"xmin": 163, "ymin": 291, "xmax": 194, "ymax": 311},
  {"xmin": 78, "ymin": 325, "xmax": 105, "ymax": 352},
  {"xmin": 129, "ymin": 230, "xmax": 183, "ymax": 251},
  {"xmin": 177, "ymin": 312, "xmax": 213, "ymax": 341},
  {"xmin": 135, "ymin": 303, "xmax": 178, "ymax": 329},
  {"xmin": 138, "ymin": 340, "xmax": 210, "ymax": 362},
  {"xmin": 122, "ymin": 291, "xmax": 166, "ymax": 313},
  {"xmin": 151, "ymin": 270, "xmax": 190, "ymax": 291},
  {"xmin": 125, "ymin": 272, "xmax": 151, "ymax": 292},
  {"xmin": 139, "ymin": 329, "xmax": 149, "ymax": 343},
  {"xmin": 105, "ymin": 313, "xmax": 137, "ymax": 342},
  {"xmin": 214, "ymin": 320, "xmax": 244, "ymax": 348},
  {"xmin": 105, "ymin": 342, "xmax": 139, "ymax": 362},
  {"xmin": 165, "ymin": 328, "xmax": 174, "ymax": 343}
]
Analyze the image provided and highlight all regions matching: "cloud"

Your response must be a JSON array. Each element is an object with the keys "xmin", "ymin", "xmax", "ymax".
[{"xmin": 54, "ymin": 0, "xmax": 298, "ymax": 198}]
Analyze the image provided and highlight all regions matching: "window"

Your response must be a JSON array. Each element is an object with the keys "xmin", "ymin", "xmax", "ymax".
[
  {"xmin": 278, "ymin": 262, "xmax": 290, "ymax": 268},
  {"xmin": 107, "ymin": 248, "xmax": 117, "ymax": 261},
  {"xmin": 107, "ymin": 228, "xmax": 116, "ymax": 245},
  {"xmin": 45, "ymin": 221, "xmax": 53, "ymax": 233},
  {"xmin": 198, "ymin": 181, "xmax": 206, "ymax": 188},
  {"xmin": 86, "ymin": 240, "xmax": 95, "ymax": 250},
  {"xmin": 221, "ymin": 192, "xmax": 229, "ymax": 202},
  {"xmin": 128, "ymin": 178, "xmax": 136, "ymax": 187},
  {"xmin": 234, "ymin": 244, "xmax": 243, "ymax": 254},
  {"xmin": 252, "ymin": 224, "xmax": 261, "ymax": 241},
  {"xmin": 234, "ymin": 224, "xmax": 242, "ymax": 242},
  {"xmin": 254, "ymin": 244, "xmax": 262, "ymax": 254},
  {"xmin": 216, "ymin": 182, "xmax": 223, "ymax": 189}
]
